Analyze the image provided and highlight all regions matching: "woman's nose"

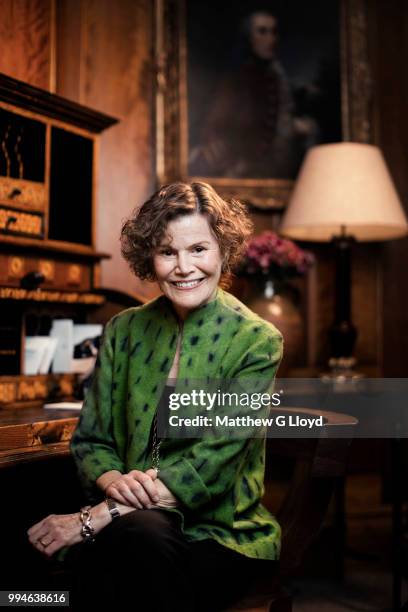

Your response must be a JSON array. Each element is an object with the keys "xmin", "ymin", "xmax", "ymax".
[{"xmin": 175, "ymin": 252, "xmax": 194, "ymax": 274}]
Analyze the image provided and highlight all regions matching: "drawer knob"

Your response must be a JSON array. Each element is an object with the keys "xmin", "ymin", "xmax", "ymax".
[
  {"xmin": 8, "ymin": 188, "xmax": 22, "ymax": 199},
  {"xmin": 20, "ymin": 271, "xmax": 45, "ymax": 290}
]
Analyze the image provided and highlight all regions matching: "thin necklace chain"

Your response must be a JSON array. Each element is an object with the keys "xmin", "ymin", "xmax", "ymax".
[
  {"xmin": 151, "ymin": 322, "xmax": 183, "ymax": 473},
  {"xmin": 151, "ymin": 415, "xmax": 162, "ymax": 473}
]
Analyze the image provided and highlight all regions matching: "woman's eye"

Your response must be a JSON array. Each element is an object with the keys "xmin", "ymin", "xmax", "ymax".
[
  {"xmin": 193, "ymin": 246, "xmax": 205, "ymax": 253},
  {"xmin": 160, "ymin": 249, "xmax": 174, "ymax": 257}
]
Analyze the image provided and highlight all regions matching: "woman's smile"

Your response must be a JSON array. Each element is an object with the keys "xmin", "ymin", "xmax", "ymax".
[{"xmin": 170, "ymin": 277, "xmax": 206, "ymax": 290}]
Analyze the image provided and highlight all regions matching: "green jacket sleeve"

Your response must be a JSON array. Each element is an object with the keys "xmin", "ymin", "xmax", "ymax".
[
  {"xmin": 158, "ymin": 328, "xmax": 283, "ymax": 511},
  {"xmin": 70, "ymin": 320, "xmax": 125, "ymax": 502}
]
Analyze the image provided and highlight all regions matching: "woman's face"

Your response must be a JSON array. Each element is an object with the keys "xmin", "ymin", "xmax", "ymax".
[{"xmin": 153, "ymin": 213, "xmax": 223, "ymax": 320}]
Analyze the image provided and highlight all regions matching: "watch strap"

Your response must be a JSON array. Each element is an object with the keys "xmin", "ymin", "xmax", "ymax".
[{"xmin": 105, "ymin": 497, "xmax": 121, "ymax": 521}]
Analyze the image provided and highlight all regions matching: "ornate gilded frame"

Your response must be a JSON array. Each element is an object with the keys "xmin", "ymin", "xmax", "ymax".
[{"xmin": 155, "ymin": 0, "xmax": 373, "ymax": 209}]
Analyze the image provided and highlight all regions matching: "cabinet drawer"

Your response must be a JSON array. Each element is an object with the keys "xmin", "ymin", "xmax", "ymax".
[
  {"xmin": 0, "ymin": 205, "xmax": 44, "ymax": 239},
  {"xmin": 0, "ymin": 178, "xmax": 47, "ymax": 212},
  {"xmin": 0, "ymin": 255, "xmax": 92, "ymax": 291}
]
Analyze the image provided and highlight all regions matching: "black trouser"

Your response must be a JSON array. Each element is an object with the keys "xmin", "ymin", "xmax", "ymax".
[{"xmin": 65, "ymin": 509, "xmax": 277, "ymax": 611}]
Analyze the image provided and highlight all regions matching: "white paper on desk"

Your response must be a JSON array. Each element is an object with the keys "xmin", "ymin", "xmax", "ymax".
[
  {"xmin": 39, "ymin": 337, "xmax": 58, "ymax": 374},
  {"xmin": 43, "ymin": 401, "xmax": 83, "ymax": 410},
  {"xmin": 24, "ymin": 337, "xmax": 49, "ymax": 375},
  {"xmin": 51, "ymin": 319, "xmax": 74, "ymax": 373}
]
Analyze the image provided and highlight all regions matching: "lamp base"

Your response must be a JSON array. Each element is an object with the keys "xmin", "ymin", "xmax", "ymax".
[{"xmin": 321, "ymin": 356, "xmax": 365, "ymax": 382}]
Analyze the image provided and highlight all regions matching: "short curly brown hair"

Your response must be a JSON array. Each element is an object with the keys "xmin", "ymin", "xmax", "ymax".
[{"xmin": 120, "ymin": 181, "xmax": 253, "ymax": 288}]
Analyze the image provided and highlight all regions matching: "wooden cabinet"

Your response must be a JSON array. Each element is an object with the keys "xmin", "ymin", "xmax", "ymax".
[{"xmin": 0, "ymin": 72, "xmax": 118, "ymax": 411}]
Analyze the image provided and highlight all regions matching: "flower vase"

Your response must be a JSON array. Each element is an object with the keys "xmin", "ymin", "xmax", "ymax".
[{"xmin": 247, "ymin": 279, "xmax": 304, "ymax": 376}]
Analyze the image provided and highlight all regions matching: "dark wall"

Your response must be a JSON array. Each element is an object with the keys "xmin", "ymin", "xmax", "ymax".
[{"xmin": 370, "ymin": 0, "xmax": 408, "ymax": 376}]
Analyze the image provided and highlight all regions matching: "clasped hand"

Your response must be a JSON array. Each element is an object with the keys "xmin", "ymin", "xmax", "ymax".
[
  {"xmin": 27, "ymin": 468, "xmax": 178, "ymax": 558},
  {"xmin": 105, "ymin": 468, "xmax": 178, "ymax": 510}
]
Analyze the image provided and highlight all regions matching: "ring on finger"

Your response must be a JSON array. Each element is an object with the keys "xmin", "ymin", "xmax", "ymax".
[{"xmin": 39, "ymin": 538, "xmax": 51, "ymax": 547}]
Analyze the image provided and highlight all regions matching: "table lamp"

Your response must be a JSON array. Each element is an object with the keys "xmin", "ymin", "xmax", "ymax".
[{"xmin": 280, "ymin": 143, "xmax": 408, "ymax": 378}]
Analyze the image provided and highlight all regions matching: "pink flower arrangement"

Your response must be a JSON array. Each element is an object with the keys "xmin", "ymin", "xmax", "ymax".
[{"xmin": 240, "ymin": 231, "xmax": 314, "ymax": 279}]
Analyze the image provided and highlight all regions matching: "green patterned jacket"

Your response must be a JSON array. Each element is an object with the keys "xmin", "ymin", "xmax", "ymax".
[{"xmin": 68, "ymin": 287, "xmax": 283, "ymax": 561}]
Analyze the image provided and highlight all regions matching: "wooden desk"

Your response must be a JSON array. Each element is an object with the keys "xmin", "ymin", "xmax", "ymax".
[
  {"xmin": 0, "ymin": 406, "xmax": 79, "ymax": 468},
  {"xmin": 0, "ymin": 406, "xmax": 84, "ymax": 591}
]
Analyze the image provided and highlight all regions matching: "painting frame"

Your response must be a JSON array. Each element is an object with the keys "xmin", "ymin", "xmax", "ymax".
[{"xmin": 154, "ymin": 0, "xmax": 373, "ymax": 209}]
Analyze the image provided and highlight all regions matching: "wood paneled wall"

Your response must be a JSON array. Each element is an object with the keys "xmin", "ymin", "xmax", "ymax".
[
  {"xmin": 56, "ymin": 0, "xmax": 157, "ymax": 302},
  {"xmin": 0, "ymin": 0, "xmax": 53, "ymax": 90},
  {"xmin": 370, "ymin": 0, "xmax": 408, "ymax": 376}
]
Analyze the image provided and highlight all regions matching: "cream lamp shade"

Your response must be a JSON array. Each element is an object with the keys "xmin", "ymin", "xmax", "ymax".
[{"xmin": 280, "ymin": 143, "xmax": 408, "ymax": 242}]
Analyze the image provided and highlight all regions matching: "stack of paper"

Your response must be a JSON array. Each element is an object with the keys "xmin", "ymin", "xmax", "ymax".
[
  {"xmin": 24, "ymin": 337, "xmax": 59, "ymax": 375},
  {"xmin": 24, "ymin": 320, "xmax": 103, "ymax": 375}
]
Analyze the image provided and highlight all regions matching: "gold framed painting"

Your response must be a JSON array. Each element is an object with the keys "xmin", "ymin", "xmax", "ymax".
[{"xmin": 155, "ymin": 0, "xmax": 373, "ymax": 209}]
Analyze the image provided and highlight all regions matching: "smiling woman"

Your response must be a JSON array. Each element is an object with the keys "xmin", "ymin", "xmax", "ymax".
[
  {"xmin": 152, "ymin": 214, "xmax": 223, "ymax": 320},
  {"xmin": 28, "ymin": 181, "xmax": 284, "ymax": 611},
  {"xmin": 120, "ymin": 181, "xmax": 252, "ymax": 289}
]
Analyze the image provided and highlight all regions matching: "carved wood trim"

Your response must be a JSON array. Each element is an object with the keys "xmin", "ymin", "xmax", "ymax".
[
  {"xmin": 0, "ymin": 286, "xmax": 105, "ymax": 304},
  {"xmin": 0, "ymin": 72, "xmax": 118, "ymax": 133}
]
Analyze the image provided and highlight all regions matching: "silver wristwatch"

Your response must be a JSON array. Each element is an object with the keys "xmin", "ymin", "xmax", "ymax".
[{"xmin": 105, "ymin": 497, "xmax": 121, "ymax": 521}]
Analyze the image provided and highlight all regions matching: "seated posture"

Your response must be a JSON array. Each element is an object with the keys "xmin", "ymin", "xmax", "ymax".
[{"xmin": 27, "ymin": 182, "xmax": 283, "ymax": 611}]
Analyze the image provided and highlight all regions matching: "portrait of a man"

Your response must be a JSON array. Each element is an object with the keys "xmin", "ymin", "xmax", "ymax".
[{"xmin": 187, "ymin": 1, "xmax": 341, "ymax": 181}]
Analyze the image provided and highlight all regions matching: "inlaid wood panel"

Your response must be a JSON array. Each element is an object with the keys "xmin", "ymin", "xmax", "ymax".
[
  {"xmin": 0, "ymin": 254, "xmax": 92, "ymax": 291},
  {"xmin": 0, "ymin": 374, "xmax": 77, "ymax": 408},
  {"xmin": 0, "ymin": 0, "xmax": 52, "ymax": 90},
  {"xmin": 56, "ymin": 0, "xmax": 156, "ymax": 302}
]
